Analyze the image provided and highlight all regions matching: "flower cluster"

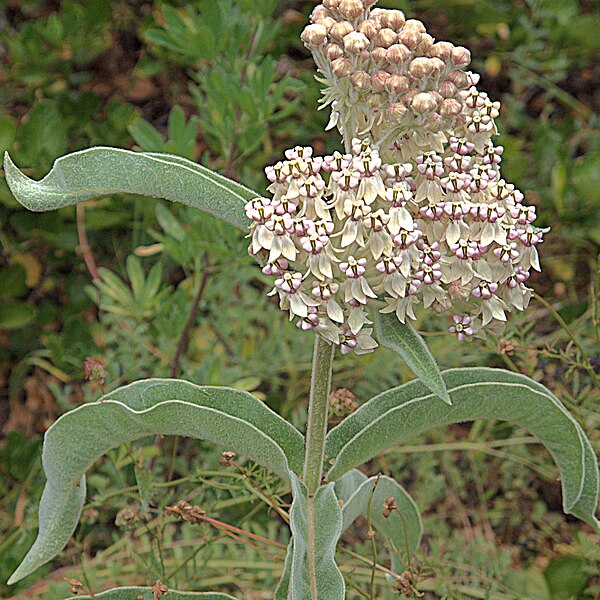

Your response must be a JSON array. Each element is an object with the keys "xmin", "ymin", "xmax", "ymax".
[{"xmin": 245, "ymin": 0, "xmax": 544, "ymax": 353}]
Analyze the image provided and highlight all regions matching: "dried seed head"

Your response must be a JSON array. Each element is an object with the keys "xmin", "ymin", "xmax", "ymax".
[
  {"xmin": 383, "ymin": 496, "xmax": 398, "ymax": 518},
  {"xmin": 380, "ymin": 9, "xmax": 405, "ymax": 31},
  {"xmin": 301, "ymin": 23, "xmax": 328, "ymax": 46},
  {"xmin": 412, "ymin": 91, "xmax": 438, "ymax": 113},
  {"xmin": 330, "ymin": 20, "xmax": 354, "ymax": 41},
  {"xmin": 332, "ymin": 57, "xmax": 353, "ymax": 77},
  {"xmin": 344, "ymin": 31, "xmax": 370, "ymax": 54},
  {"xmin": 219, "ymin": 451, "xmax": 237, "ymax": 466},
  {"xmin": 373, "ymin": 27, "xmax": 398, "ymax": 48},
  {"xmin": 64, "ymin": 578, "xmax": 84, "ymax": 595},
  {"xmin": 152, "ymin": 581, "xmax": 169, "ymax": 600},
  {"xmin": 339, "ymin": 0, "xmax": 365, "ymax": 20}
]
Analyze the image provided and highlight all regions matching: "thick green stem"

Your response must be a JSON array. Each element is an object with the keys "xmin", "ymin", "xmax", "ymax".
[{"xmin": 303, "ymin": 334, "xmax": 335, "ymax": 496}]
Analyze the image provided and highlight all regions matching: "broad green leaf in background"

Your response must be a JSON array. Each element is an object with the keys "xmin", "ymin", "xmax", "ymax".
[
  {"xmin": 3, "ymin": 148, "xmax": 255, "ymax": 230},
  {"xmin": 374, "ymin": 312, "xmax": 451, "ymax": 405},
  {"xmin": 69, "ymin": 588, "xmax": 238, "ymax": 600},
  {"xmin": 8, "ymin": 379, "xmax": 304, "ymax": 585},
  {"xmin": 336, "ymin": 471, "xmax": 423, "ymax": 573},
  {"xmin": 275, "ymin": 474, "xmax": 344, "ymax": 600},
  {"xmin": 325, "ymin": 368, "xmax": 599, "ymax": 532}
]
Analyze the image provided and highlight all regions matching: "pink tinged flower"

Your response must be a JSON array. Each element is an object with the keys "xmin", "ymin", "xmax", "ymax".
[
  {"xmin": 383, "ymin": 162, "xmax": 413, "ymax": 182},
  {"xmin": 323, "ymin": 151, "xmax": 352, "ymax": 172},
  {"xmin": 417, "ymin": 240, "xmax": 441, "ymax": 265},
  {"xmin": 449, "ymin": 314, "xmax": 475, "ymax": 341},
  {"xmin": 415, "ymin": 263, "xmax": 442, "ymax": 285},
  {"xmin": 265, "ymin": 161, "xmax": 291, "ymax": 184},
  {"xmin": 484, "ymin": 141, "xmax": 504, "ymax": 165},
  {"xmin": 245, "ymin": 198, "xmax": 275, "ymax": 223},
  {"xmin": 442, "ymin": 172, "xmax": 470, "ymax": 193},
  {"xmin": 450, "ymin": 239, "xmax": 480, "ymax": 260},
  {"xmin": 273, "ymin": 196, "xmax": 299, "ymax": 216},
  {"xmin": 275, "ymin": 272, "xmax": 303, "ymax": 294},
  {"xmin": 471, "ymin": 281, "xmax": 499, "ymax": 300},
  {"xmin": 420, "ymin": 203, "xmax": 444, "ymax": 220},
  {"xmin": 376, "ymin": 256, "xmax": 399, "ymax": 274},
  {"xmin": 312, "ymin": 280, "xmax": 339, "ymax": 301},
  {"xmin": 416, "ymin": 151, "xmax": 444, "ymax": 179},
  {"xmin": 506, "ymin": 266, "xmax": 530, "ymax": 289},
  {"xmin": 443, "ymin": 201, "xmax": 467, "ymax": 220},
  {"xmin": 266, "ymin": 214, "xmax": 295, "ymax": 236},
  {"xmin": 385, "ymin": 183, "xmax": 413, "ymax": 206},
  {"xmin": 354, "ymin": 151, "xmax": 382, "ymax": 176},
  {"xmin": 340, "ymin": 256, "xmax": 367, "ymax": 279},
  {"xmin": 262, "ymin": 258, "xmax": 289, "ymax": 276},
  {"xmin": 340, "ymin": 331, "xmax": 358, "ymax": 355},
  {"xmin": 444, "ymin": 154, "xmax": 472, "ymax": 173},
  {"xmin": 285, "ymin": 146, "xmax": 313, "ymax": 161},
  {"xmin": 466, "ymin": 110, "xmax": 493, "ymax": 134},
  {"xmin": 299, "ymin": 176, "xmax": 326, "ymax": 198},
  {"xmin": 393, "ymin": 226, "xmax": 421, "ymax": 249},
  {"xmin": 509, "ymin": 205, "xmax": 536, "ymax": 225},
  {"xmin": 300, "ymin": 232, "xmax": 329, "ymax": 254},
  {"xmin": 332, "ymin": 168, "xmax": 360, "ymax": 190},
  {"xmin": 297, "ymin": 307, "xmax": 320, "ymax": 331},
  {"xmin": 351, "ymin": 137, "xmax": 372, "ymax": 156},
  {"xmin": 470, "ymin": 203, "xmax": 505, "ymax": 222},
  {"xmin": 493, "ymin": 242, "xmax": 519, "ymax": 263},
  {"xmin": 449, "ymin": 137, "xmax": 475, "ymax": 155},
  {"xmin": 364, "ymin": 209, "xmax": 389, "ymax": 231}
]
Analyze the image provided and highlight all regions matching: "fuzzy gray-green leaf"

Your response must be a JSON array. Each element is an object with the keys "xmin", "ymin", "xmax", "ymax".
[
  {"xmin": 68, "ymin": 588, "xmax": 237, "ymax": 600},
  {"xmin": 374, "ymin": 312, "xmax": 451, "ymax": 405},
  {"xmin": 3, "ymin": 148, "xmax": 255, "ymax": 230},
  {"xmin": 8, "ymin": 380, "xmax": 304, "ymax": 585},
  {"xmin": 340, "ymin": 474, "xmax": 423, "ymax": 573},
  {"xmin": 275, "ymin": 474, "xmax": 345, "ymax": 599},
  {"xmin": 325, "ymin": 367, "xmax": 599, "ymax": 533}
]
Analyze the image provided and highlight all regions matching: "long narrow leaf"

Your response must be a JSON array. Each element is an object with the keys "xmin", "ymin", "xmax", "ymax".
[
  {"xmin": 325, "ymin": 368, "xmax": 599, "ymax": 532},
  {"xmin": 275, "ymin": 474, "xmax": 345, "ymax": 599},
  {"xmin": 374, "ymin": 312, "xmax": 451, "ymax": 405},
  {"xmin": 3, "ymin": 148, "xmax": 255, "ymax": 230},
  {"xmin": 8, "ymin": 380, "xmax": 304, "ymax": 585}
]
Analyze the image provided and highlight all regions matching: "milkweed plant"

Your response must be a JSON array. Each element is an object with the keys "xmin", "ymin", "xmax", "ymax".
[{"xmin": 4, "ymin": 1, "xmax": 598, "ymax": 599}]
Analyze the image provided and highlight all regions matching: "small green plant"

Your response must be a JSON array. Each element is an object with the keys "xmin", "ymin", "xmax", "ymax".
[{"xmin": 3, "ymin": 2, "xmax": 598, "ymax": 599}]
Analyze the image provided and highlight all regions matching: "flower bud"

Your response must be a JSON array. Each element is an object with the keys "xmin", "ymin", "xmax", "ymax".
[
  {"xmin": 438, "ymin": 80, "xmax": 457, "ymax": 98},
  {"xmin": 311, "ymin": 6, "xmax": 333, "ymax": 22},
  {"xmin": 344, "ymin": 31, "xmax": 370, "ymax": 54},
  {"xmin": 412, "ymin": 91, "xmax": 438, "ymax": 113},
  {"xmin": 371, "ymin": 70, "xmax": 391, "ymax": 93},
  {"xmin": 386, "ymin": 74, "xmax": 409, "ymax": 95},
  {"xmin": 323, "ymin": 0, "xmax": 341, "ymax": 9},
  {"xmin": 301, "ymin": 24, "xmax": 328, "ymax": 46},
  {"xmin": 339, "ymin": 0, "xmax": 364, "ymax": 20},
  {"xmin": 387, "ymin": 102, "xmax": 408, "ymax": 121},
  {"xmin": 404, "ymin": 19, "xmax": 426, "ymax": 33},
  {"xmin": 408, "ymin": 57, "xmax": 434, "ymax": 79},
  {"xmin": 398, "ymin": 28, "xmax": 421, "ymax": 49},
  {"xmin": 452, "ymin": 46, "xmax": 471, "ymax": 67},
  {"xmin": 327, "ymin": 43, "xmax": 344, "ymax": 61},
  {"xmin": 350, "ymin": 70, "xmax": 371, "ymax": 91},
  {"xmin": 416, "ymin": 33, "xmax": 434, "ymax": 53},
  {"xmin": 369, "ymin": 8, "xmax": 386, "ymax": 25},
  {"xmin": 371, "ymin": 47, "xmax": 388, "ymax": 65},
  {"xmin": 429, "ymin": 41, "xmax": 454, "ymax": 61},
  {"xmin": 330, "ymin": 21, "xmax": 353, "ymax": 41},
  {"xmin": 386, "ymin": 43, "xmax": 411, "ymax": 64},
  {"xmin": 362, "ymin": 0, "xmax": 379, "ymax": 6},
  {"xmin": 317, "ymin": 17, "xmax": 336, "ymax": 31},
  {"xmin": 380, "ymin": 9, "xmax": 405, "ymax": 31},
  {"xmin": 332, "ymin": 57, "xmax": 353, "ymax": 77},
  {"xmin": 439, "ymin": 98, "xmax": 462, "ymax": 117},
  {"xmin": 358, "ymin": 19, "xmax": 379, "ymax": 39},
  {"xmin": 447, "ymin": 70, "xmax": 469, "ymax": 89},
  {"xmin": 373, "ymin": 28, "xmax": 397, "ymax": 48}
]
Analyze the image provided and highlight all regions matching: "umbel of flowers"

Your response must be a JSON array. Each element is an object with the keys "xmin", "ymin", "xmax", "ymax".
[{"xmin": 246, "ymin": 0, "xmax": 545, "ymax": 354}]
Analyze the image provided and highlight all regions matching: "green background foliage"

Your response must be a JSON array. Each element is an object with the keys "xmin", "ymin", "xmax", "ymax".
[{"xmin": 1, "ymin": 0, "xmax": 598, "ymax": 598}]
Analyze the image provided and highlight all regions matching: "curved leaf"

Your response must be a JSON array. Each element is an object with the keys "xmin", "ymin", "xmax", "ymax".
[
  {"xmin": 340, "ymin": 474, "xmax": 423, "ymax": 573},
  {"xmin": 275, "ymin": 474, "xmax": 344, "ymax": 599},
  {"xmin": 374, "ymin": 312, "xmax": 451, "ymax": 405},
  {"xmin": 333, "ymin": 468, "xmax": 368, "ymax": 504},
  {"xmin": 325, "ymin": 367, "xmax": 599, "ymax": 532},
  {"xmin": 3, "ymin": 148, "xmax": 255, "ymax": 230},
  {"xmin": 69, "ymin": 588, "xmax": 237, "ymax": 600},
  {"xmin": 8, "ymin": 380, "xmax": 304, "ymax": 585}
]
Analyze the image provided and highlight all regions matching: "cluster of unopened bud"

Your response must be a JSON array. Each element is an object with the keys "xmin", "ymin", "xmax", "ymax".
[
  {"xmin": 301, "ymin": 0, "xmax": 476, "ymax": 154},
  {"xmin": 245, "ymin": 0, "xmax": 544, "ymax": 353},
  {"xmin": 165, "ymin": 500, "xmax": 206, "ymax": 525}
]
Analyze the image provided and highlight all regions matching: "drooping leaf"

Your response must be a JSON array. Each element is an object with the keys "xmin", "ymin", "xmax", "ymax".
[
  {"xmin": 8, "ymin": 380, "xmax": 304, "ymax": 585},
  {"xmin": 275, "ymin": 474, "xmax": 345, "ymax": 600},
  {"xmin": 339, "ymin": 474, "xmax": 423, "ymax": 573},
  {"xmin": 325, "ymin": 367, "xmax": 599, "ymax": 532},
  {"xmin": 68, "ymin": 588, "xmax": 237, "ymax": 600},
  {"xmin": 333, "ymin": 468, "xmax": 368, "ymax": 504},
  {"xmin": 374, "ymin": 312, "xmax": 451, "ymax": 405},
  {"xmin": 3, "ymin": 148, "xmax": 255, "ymax": 230}
]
